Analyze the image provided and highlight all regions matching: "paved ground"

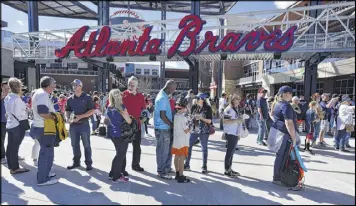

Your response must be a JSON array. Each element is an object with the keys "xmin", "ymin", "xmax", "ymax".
[{"xmin": 1, "ymin": 119, "xmax": 355, "ymax": 205}]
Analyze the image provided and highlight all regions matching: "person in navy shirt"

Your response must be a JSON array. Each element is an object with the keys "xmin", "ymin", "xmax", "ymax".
[
  {"xmin": 256, "ymin": 87, "xmax": 269, "ymax": 146},
  {"xmin": 52, "ymin": 91, "xmax": 60, "ymax": 112},
  {"xmin": 65, "ymin": 79, "xmax": 95, "ymax": 171},
  {"xmin": 270, "ymin": 86, "xmax": 297, "ymax": 186},
  {"xmin": 1, "ymin": 81, "xmax": 10, "ymax": 164},
  {"xmin": 104, "ymin": 89, "xmax": 132, "ymax": 183},
  {"xmin": 318, "ymin": 93, "xmax": 339, "ymax": 146}
]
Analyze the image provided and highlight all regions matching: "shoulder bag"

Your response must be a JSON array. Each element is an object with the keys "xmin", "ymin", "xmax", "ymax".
[
  {"xmin": 9, "ymin": 112, "xmax": 30, "ymax": 131},
  {"xmin": 232, "ymin": 107, "xmax": 249, "ymax": 138}
]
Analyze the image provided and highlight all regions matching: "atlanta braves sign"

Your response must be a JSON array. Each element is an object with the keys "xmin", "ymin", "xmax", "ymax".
[{"xmin": 55, "ymin": 14, "xmax": 297, "ymax": 59}]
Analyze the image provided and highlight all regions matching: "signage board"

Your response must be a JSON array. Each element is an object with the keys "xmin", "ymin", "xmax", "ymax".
[{"xmin": 55, "ymin": 14, "xmax": 297, "ymax": 59}]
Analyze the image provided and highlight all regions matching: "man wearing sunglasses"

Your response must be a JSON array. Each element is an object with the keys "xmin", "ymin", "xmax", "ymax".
[{"xmin": 65, "ymin": 79, "xmax": 95, "ymax": 171}]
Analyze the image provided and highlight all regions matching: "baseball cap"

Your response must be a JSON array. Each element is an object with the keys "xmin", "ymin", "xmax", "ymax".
[
  {"xmin": 277, "ymin": 86, "xmax": 293, "ymax": 95},
  {"xmin": 71, "ymin": 79, "xmax": 83, "ymax": 87},
  {"xmin": 196, "ymin": 93, "xmax": 208, "ymax": 100},
  {"xmin": 342, "ymin": 97, "xmax": 351, "ymax": 102},
  {"xmin": 258, "ymin": 87, "xmax": 267, "ymax": 93}
]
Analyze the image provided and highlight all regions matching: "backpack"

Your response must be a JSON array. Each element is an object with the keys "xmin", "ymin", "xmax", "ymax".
[
  {"xmin": 120, "ymin": 116, "xmax": 139, "ymax": 143},
  {"xmin": 280, "ymin": 142, "xmax": 304, "ymax": 188}
]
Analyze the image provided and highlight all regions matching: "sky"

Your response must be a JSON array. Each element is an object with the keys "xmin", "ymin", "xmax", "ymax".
[{"xmin": 1, "ymin": 1, "xmax": 296, "ymax": 69}]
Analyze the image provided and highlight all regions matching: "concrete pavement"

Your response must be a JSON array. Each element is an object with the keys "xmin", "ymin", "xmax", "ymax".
[{"xmin": 1, "ymin": 121, "xmax": 355, "ymax": 205}]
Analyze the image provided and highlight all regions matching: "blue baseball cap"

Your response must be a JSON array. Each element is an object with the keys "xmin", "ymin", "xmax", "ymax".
[
  {"xmin": 71, "ymin": 79, "xmax": 83, "ymax": 87},
  {"xmin": 277, "ymin": 86, "xmax": 293, "ymax": 95},
  {"xmin": 196, "ymin": 93, "xmax": 208, "ymax": 100}
]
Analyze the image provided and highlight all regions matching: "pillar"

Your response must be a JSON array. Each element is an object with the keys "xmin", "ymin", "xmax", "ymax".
[
  {"xmin": 217, "ymin": 5, "xmax": 224, "ymax": 98},
  {"xmin": 160, "ymin": 2, "xmax": 167, "ymax": 88}
]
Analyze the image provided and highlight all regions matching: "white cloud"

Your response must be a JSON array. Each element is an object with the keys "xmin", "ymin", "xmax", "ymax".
[
  {"xmin": 274, "ymin": 1, "xmax": 297, "ymax": 9},
  {"xmin": 16, "ymin": 20, "xmax": 24, "ymax": 26}
]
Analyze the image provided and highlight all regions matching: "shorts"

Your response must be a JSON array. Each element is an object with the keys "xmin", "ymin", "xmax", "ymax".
[
  {"xmin": 320, "ymin": 120, "xmax": 329, "ymax": 132},
  {"xmin": 171, "ymin": 146, "xmax": 188, "ymax": 156},
  {"xmin": 306, "ymin": 133, "xmax": 314, "ymax": 140}
]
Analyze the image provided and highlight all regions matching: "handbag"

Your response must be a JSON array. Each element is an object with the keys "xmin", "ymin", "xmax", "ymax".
[
  {"xmin": 9, "ymin": 112, "xmax": 30, "ymax": 131},
  {"xmin": 120, "ymin": 115, "xmax": 139, "ymax": 143},
  {"xmin": 345, "ymin": 125, "xmax": 354, "ymax": 132},
  {"xmin": 209, "ymin": 124, "xmax": 215, "ymax": 135},
  {"xmin": 232, "ymin": 107, "xmax": 249, "ymax": 138}
]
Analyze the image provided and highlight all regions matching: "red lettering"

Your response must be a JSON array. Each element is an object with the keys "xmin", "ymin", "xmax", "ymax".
[
  {"xmin": 90, "ymin": 26, "xmax": 111, "ymax": 57},
  {"xmin": 168, "ymin": 15, "xmax": 205, "ymax": 59},
  {"xmin": 135, "ymin": 27, "xmax": 153, "ymax": 56},
  {"xmin": 55, "ymin": 26, "xmax": 88, "ymax": 58},
  {"xmin": 272, "ymin": 26, "xmax": 297, "ymax": 51},
  {"xmin": 146, "ymin": 39, "xmax": 163, "ymax": 55},
  {"xmin": 218, "ymin": 33, "xmax": 240, "ymax": 52},
  {"xmin": 77, "ymin": 30, "xmax": 98, "ymax": 58},
  {"xmin": 119, "ymin": 40, "xmax": 137, "ymax": 56},
  {"xmin": 103, "ymin": 41, "xmax": 120, "ymax": 56}
]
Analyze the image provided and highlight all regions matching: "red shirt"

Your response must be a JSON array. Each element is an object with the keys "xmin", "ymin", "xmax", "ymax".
[
  {"xmin": 169, "ymin": 98, "xmax": 175, "ymax": 113},
  {"xmin": 122, "ymin": 90, "xmax": 146, "ymax": 129}
]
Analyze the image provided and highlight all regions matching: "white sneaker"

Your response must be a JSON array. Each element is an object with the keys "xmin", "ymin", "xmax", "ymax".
[
  {"xmin": 37, "ymin": 179, "xmax": 58, "ymax": 186},
  {"xmin": 1, "ymin": 158, "xmax": 7, "ymax": 164},
  {"xmin": 49, "ymin": 173, "xmax": 56, "ymax": 178}
]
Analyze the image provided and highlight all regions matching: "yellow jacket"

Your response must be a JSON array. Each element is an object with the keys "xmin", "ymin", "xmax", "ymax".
[{"xmin": 44, "ymin": 112, "xmax": 68, "ymax": 141}]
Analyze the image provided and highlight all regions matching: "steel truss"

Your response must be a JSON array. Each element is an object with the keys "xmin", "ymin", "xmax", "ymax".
[{"xmin": 12, "ymin": 2, "xmax": 355, "ymax": 62}]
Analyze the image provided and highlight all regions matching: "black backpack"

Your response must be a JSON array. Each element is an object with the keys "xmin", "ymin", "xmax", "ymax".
[
  {"xmin": 120, "ymin": 116, "xmax": 139, "ymax": 143},
  {"xmin": 280, "ymin": 141, "xmax": 304, "ymax": 188}
]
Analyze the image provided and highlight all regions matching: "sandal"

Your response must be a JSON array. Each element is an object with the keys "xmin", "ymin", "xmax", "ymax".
[{"xmin": 10, "ymin": 168, "xmax": 30, "ymax": 175}]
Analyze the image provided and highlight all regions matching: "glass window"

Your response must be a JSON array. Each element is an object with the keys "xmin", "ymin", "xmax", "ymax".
[
  {"xmin": 67, "ymin": 63, "xmax": 78, "ymax": 70},
  {"xmin": 135, "ymin": 68, "xmax": 141, "ymax": 75},
  {"xmin": 152, "ymin": 69, "xmax": 158, "ymax": 76},
  {"xmin": 144, "ymin": 69, "xmax": 150, "ymax": 75}
]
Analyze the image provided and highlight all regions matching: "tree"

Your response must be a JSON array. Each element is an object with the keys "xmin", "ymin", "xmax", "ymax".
[{"xmin": 138, "ymin": 77, "xmax": 153, "ymax": 94}]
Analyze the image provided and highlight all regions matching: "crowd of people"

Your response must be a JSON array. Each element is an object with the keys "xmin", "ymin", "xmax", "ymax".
[{"xmin": 1, "ymin": 76, "xmax": 355, "ymax": 187}]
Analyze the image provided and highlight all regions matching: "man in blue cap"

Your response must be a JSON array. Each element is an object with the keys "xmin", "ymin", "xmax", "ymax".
[{"xmin": 66, "ymin": 79, "xmax": 95, "ymax": 171}]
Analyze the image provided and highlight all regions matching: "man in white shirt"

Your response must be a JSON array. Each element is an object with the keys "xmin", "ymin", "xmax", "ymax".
[
  {"xmin": 30, "ymin": 76, "xmax": 58, "ymax": 186},
  {"xmin": 219, "ymin": 93, "xmax": 228, "ymax": 130}
]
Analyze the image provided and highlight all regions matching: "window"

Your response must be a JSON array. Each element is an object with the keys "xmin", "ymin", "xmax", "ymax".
[
  {"xmin": 334, "ymin": 79, "xmax": 354, "ymax": 95},
  {"xmin": 316, "ymin": 82, "xmax": 324, "ymax": 94},
  {"xmin": 135, "ymin": 68, "xmax": 141, "ymax": 75},
  {"xmin": 152, "ymin": 69, "xmax": 158, "ymax": 76},
  {"xmin": 243, "ymin": 62, "xmax": 259, "ymax": 78},
  {"xmin": 67, "ymin": 63, "xmax": 78, "ymax": 70},
  {"xmin": 295, "ymin": 84, "xmax": 304, "ymax": 97},
  {"xmin": 50, "ymin": 63, "xmax": 61, "ymax": 69},
  {"xmin": 144, "ymin": 69, "xmax": 150, "ymax": 75}
]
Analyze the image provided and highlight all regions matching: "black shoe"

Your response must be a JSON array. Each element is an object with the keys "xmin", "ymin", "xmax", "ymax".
[
  {"xmin": 194, "ymin": 139, "xmax": 200, "ymax": 145},
  {"xmin": 202, "ymin": 167, "xmax": 208, "ymax": 174},
  {"xmin": 177, "ymin": 175, "xmax": 190, "ymax": 183},
  {"xmin": 340, "ymin": 148, "xmax": 350, "ymax": 153},
  {"xmin": 67, "ymin": 164, "xmax": 80, "ymax": 170},
  {"xmin": 235, "ymin": 147, "xmax": 239, "ymax": 151},
  {"xmin": 184, "ymin": 165, "xmax": 191, "ymax": 171},
  {"xmin": 231, "ymin": 170, "xmax": 240, "ymax": 176},
  {"xmin": 224, "ymin": 171, "xmax": 238, "ymax": 178},
  {"xmin": 175, "ymin": 172, "xmax": 180, "ymax": 180},
  {"xmin": 123, "ymin": 171, "xmax": 129, "ymax": 177},
  {"xmin": 346, "ymin": 144, "xmax": 352, "ymax": 148},
  {"xmin": 86, "ymin": 165, "xmax": 93, "ymax": 171},
  {"xmin": 133, "ymin": 166, "xmax": 145, "ymax": 172}
]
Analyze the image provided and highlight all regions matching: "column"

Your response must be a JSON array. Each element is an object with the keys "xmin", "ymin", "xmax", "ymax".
[{"xmin": 159, "ymin": 2, "xmax": 167, "ymax": 89}]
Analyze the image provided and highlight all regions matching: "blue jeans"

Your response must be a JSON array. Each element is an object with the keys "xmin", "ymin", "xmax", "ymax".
[
  {"xmin": 155, "ymin": 129, "xmax": 172, "ymax": 175},
  {"xmin": 37, "ymin": 134, "xmax": 56, "ymax": 184},
  {"xmin": 69, "ymin": 125, "xmax": 92, "ymax": 166},
  {"xmin": 345, "ymin": 132, "xmax": 351, "ymax": 145},
  {"xmin": 256, "ymin": 118, "xmax": 267, "ymax": 143},
  {"xmin": 273, "ymin": 134, "xmax": 291, "ymax": 181},
  {"xmin": 185, "ymin": 133, "xmax": 209, "ymax": 168},
  {"xmin": 335, "ymin": 129, "xmax": 347, "ymax": 149},
  {"xmin": 6, "ymin": 126, "xmax": 25, "ymax": 171},
  {"xmin": 90, "ymin": 116, "xmax": 98, "ymax": 132},
  {"xmin": 313, "ymin": 121, "xmax": 321, "ymax": 142},
  {"xmin": 225, "ymin": 134, "xmax": 238, "ymax": 171}
]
